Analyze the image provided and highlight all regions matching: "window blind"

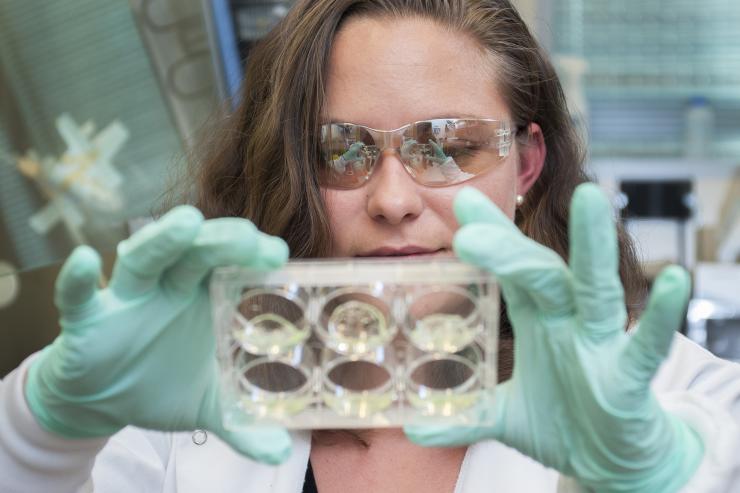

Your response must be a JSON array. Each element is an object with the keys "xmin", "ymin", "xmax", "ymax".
[{"xmin": 552, "ymin": 0, "xmax": 740, "ymax": 157}]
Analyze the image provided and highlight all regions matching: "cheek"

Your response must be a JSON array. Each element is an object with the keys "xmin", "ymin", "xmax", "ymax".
[
  {"xmin": 322, "ymin": 188, "xmax": 365, "ymax": 255},
  {"xmin": 421, "ymin": 188, "xmax": 457, "ymax": 225},
  {"xmin": 465, "ymin": 161, "xmax": 519, "ymax": 220}
]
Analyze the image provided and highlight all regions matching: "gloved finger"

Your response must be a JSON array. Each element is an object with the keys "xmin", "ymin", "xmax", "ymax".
[
  {"xmin": 568, "ymin": 183, "xmax": 627, "ymax": 341},
  {"xmin": 161, "ymin": 218, "xmax": 288, "ymax": 296},
  {"xmin": 453, "ymin": 187, "xmax": 519, "ymax": 231},
  {"xmin": 453, "ymin": 187, "xmax": 573, "ymax": 317},
  {"xmin": 404, "ymin": 421, "xmax": 488, "ymax": 448},
  {"xmin": 214, "ymin": 425, "xmax": 292, "ymax": 465},
  {"xmin": 54, "ymin": 245, "xmax": 102, "ymax": 323},
  {"xmin": 454, "ymin": 223, "xmax": 574, "ymax": 318},
  {"xmin": 110, "ymin": 206, "xmax": 203, "ymax": 299},
  {"xmin": 250, "ymin": 234, "xmax": 292, "ymax": 270},
  {"xmin": 429, "ymin": 141, "xmax": 448, "ymax": 161},
  {"xmin": 401, "ymin": 139, "xmax": 416, "ymax": 152},
  {"xmin": 200, "ymin": 383, "xmax": 293, "ymax": 464},
  {"xmin": 620, "ymin": 266, "xmax": 691, "ymax": 384},
  {"xmin": 404, "ymin": 382, "xmax": 508, "ymax": 447}
]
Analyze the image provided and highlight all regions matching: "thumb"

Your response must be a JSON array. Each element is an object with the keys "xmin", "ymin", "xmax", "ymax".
[
  {"xmin": 199, "ymin": 383, "xmax": 292, "ymax": 465},
  {"xmin": 55, "ymin": 245, "xmax": 102, "ymax": 321},
  {"xmin": 621, "ymin": 265, "xmax": 691, "ymax": 384},
  {"xmin": 430, "ymin": 140, "xmax": 447, "ymax": 160},
  {"xmin": 404, "ymin": 382, "xmax": 508, "ymax": 447},
  {"xmin": 213, "ymin": 425, "xmax": 292, "ymax": 465}
]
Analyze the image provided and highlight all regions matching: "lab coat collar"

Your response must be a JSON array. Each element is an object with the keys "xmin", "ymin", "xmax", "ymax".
[{"xmin": 173, "ymin": 430, "xmax": 311, "ymax": 493}]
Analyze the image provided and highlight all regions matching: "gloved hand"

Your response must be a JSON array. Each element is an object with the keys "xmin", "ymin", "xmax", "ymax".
[
  {"xmin": 406, "ymin": 184, "xmax": 704, "ymax": 492},
  {"xmin": 333, "ymin": 142, "xmax": 366, "ymax": 172},
  {"xmin": 427, "ymin": 140, "xmax": 450, "ymax": 165},
  {"xmin": 400, "ymin": 139, "xmax": 450, "ymax": 166},
  {"xmin": 25, "ymin": 206, "xmax": 292, "ymax": 464}
]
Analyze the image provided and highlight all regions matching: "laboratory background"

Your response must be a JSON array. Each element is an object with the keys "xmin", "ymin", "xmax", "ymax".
[{"xmin": 1, "ymin": 0, "xmax": 739, "ymax": 376}]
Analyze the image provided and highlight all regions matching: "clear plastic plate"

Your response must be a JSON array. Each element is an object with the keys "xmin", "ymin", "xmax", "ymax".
[{"xmin": 211, "ymin": 257, "xmax": 498, "ymax": 430}]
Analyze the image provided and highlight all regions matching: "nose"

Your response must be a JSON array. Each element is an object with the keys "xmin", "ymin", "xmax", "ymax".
[{"xmin": 365, "ymin": 151, "xmax": 424, "ymax": 225}]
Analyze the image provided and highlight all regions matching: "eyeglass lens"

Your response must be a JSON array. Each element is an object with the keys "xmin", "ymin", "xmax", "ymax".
[{"xmin": 319, "ymin": 119, "xmax": 511, "ymax": 189}]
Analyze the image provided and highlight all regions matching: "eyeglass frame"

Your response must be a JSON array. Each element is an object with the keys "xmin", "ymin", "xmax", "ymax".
[{"xmin": 318, "ymin": 118, "xmax": 523, "ymax": 189}]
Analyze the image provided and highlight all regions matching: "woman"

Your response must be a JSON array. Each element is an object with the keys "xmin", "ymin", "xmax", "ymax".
[{"xmin": 1, "ymin": 1, "xmax": 738, "ymax": 492}]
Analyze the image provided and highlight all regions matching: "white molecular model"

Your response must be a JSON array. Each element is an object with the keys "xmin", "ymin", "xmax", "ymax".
[{"xmin": 16, "ymin": 114, "xmax": 128, "ymax": 244}]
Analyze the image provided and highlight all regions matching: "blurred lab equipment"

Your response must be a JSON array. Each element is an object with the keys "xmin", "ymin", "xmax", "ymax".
[
  {"xmin": 129, "ymin": 0, "xmax": 219, "ymax": 141},
  {"xmin": 715, "ymin": 171, "xmax": 740, "ymax": 263},
  {"xmin": 202, "ymin": 0, "xmax": 295, "ymax": 101},
  {"xmin": 620, "ymin": 179, "xmax": 694, "ymax": 268},
  {"xmin": 684, "ymin": 97, "xmax": 715, "ymax": 159},
  {"xmin": 688, "ymin": 264, "xmax": 740, "ymax": 362},
  {"xmin": 0, "ymin": 261, "xmax": 19, "ymax": 309}
]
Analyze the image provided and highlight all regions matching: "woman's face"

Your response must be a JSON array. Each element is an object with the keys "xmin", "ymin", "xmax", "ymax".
[{"xmin": 322, "ymin": 17, "xmax": 544, "ymax": 258}]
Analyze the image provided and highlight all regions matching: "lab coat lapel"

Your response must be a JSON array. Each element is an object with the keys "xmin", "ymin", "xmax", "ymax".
[
  {"xmin": 455, "ymin": 440, "xmax": 560, "ymax": 492},
  {"xmin": 174, "ymin": 430, "xmax": 311, "ymax": 493}
]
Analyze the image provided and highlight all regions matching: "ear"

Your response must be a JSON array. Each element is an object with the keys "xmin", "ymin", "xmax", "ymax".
[{"xmin": 516, "ymin": 122, "xmax": 546, "ymax": 196}]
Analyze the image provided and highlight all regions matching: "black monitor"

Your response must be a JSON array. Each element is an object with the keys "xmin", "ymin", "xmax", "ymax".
[{"xmin": 619, "ymin": 180, "xmax": 693, "ymax": 220}]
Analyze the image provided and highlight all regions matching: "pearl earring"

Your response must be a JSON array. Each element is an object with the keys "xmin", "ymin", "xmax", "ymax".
[{"xmin": 516, "ymin": 194, "xmax": 524, "ymax": 206}]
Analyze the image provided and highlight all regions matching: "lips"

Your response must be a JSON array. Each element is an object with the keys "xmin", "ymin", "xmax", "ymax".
[{"xmin": 357, "ymin": 246, "xmax": 448, "ymax": 257}]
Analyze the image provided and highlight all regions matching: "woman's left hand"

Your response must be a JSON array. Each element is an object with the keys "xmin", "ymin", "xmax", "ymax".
[{"xmin": 405, "ymin": 184, "xmax": 704, "ymax": 492}]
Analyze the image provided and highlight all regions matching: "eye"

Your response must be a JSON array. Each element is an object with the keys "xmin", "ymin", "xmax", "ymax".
[{"xmin": 444, "ymin": 143, "xmax": 493, "ymax": 174}]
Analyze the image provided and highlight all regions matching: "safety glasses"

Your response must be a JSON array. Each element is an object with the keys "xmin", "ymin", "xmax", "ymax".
[{"xmin": 318, "ymin": 118, "xmax": 514, "ymax": 189}]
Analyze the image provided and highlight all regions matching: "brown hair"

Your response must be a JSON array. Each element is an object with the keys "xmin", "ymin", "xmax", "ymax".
[{"xmin": 187, "ymin": 0, "xmax": 646, "ymax": 376}]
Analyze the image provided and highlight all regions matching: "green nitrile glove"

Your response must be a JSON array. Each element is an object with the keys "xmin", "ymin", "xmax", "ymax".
[
  {"xmin": 401, "ymin": 139, "xmax": 452, "ymax": 169},
  {"xmin": 335, "ymin": 142, "xmax": 366, "ymax": 171},
  {"xmin": 25, "ymin": 206, "xmax": 292, "ymax": 464},
  {"xmin": 406, "ymin": 184, "xmax": 704, "ymax": 492},
  {"xmin": 428, "ymin": 140, "xmax": 450, "ymax": 165}
]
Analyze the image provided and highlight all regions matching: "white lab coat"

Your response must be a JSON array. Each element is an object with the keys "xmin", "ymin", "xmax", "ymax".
[{"xmin": 1, "ymin": 334, "xmax": 739, "ymax": 493}]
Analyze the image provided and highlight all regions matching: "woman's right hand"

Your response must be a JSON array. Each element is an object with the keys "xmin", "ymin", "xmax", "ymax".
[{"xmin": 24, "ymin": 206, "xmax": 292, "ymax": 464}]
